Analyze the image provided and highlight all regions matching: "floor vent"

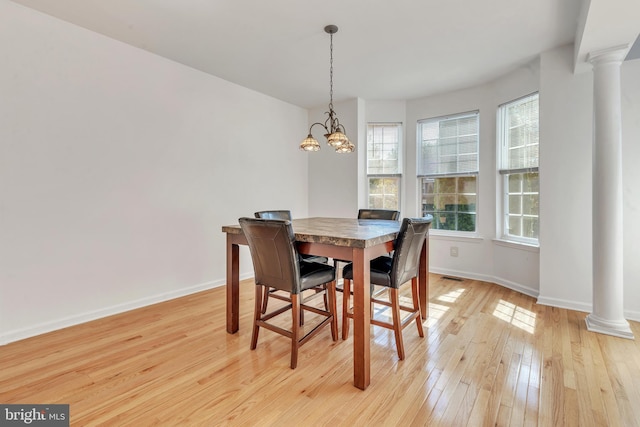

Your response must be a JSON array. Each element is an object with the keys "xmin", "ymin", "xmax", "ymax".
[{"xmin": 442, "ymin": 276, "xmax": 464, "ymax": 282}]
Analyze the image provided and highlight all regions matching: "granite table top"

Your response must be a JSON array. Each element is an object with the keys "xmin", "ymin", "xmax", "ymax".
[{"xmin": 222, "ymin": 217, "xmax": 402, "ymax": 249}]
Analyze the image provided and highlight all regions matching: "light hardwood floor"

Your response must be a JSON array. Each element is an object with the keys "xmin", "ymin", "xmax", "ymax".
[{"xmin": 1, "ymin": 275, "xmax": 639, "ymax": 426}]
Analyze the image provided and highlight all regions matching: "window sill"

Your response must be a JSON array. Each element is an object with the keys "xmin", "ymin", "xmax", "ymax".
[
  {"xmin": 492, "ymin": 238, "xmax": 539, "ymax": 253},
  {"xmin": 429, "ymin": 232, "xmax": 484, "ymax": 244}
]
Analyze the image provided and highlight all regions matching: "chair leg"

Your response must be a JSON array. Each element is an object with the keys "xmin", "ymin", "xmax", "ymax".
[
  {"xmin": 412, "ymin": 278, "xmax": 425, "ymax": 337},
  {"xmin": 390, "ymin": 288, "xmax": 405, "ymax": 360},
  {"xmin": 290, "ymin": 294, "xmax": 301, "ymax": 369},
  {"xmin": 263, "ymin": 286, "xmax": 305, "ymax": 325},
  {"xmin": 342, "ymin": 278, "xmax": 352, "ymax": 340},
  {"xmin": 251, "ymin": 285, "xmax": 263, "ymax": 350},
  {"xmin": 261, "ymin": 286, "xmax": 270, "ymax": 314}
]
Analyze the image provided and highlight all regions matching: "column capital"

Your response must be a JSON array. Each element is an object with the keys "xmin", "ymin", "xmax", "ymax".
[{"xmin": 587, "ymin": 44, "xmax": 631, "ymax": 66}]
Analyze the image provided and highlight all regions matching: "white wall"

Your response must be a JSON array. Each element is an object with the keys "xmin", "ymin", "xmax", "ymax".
[
  {"xmin": 622, "ymin": 58, "xmax": 640, "ymax": 320},
  {"xmin": 537, "ymin": 45, "xmax": 640, "ymax": 321},
  {"xmin": 307, "ymin": 99, "xmax": 360, "ymax": 218},
  {"xmin": 359, "ymin": 51, "xmax": 640, "ymax": 321},
  {"xmin": 538, "ymin": 45, "xmax": 594, "ymax": 313},
  {"xmin": 0, "ymin": 1, "xmax": 310, "ymax": 344},
  {"xmin": 322, "ymin": 49, "xmax": 640, "ymax": 320},
  {"xmin": 371, "ymin": 46, "xmax": 640, "ymax": 320},
  {"xmin": 404, "ymin": 64, "xmax": 541, "ymax": 297},
  {"xmin": 319, "ymin": 93, "xmax": 541, "ymax": 297},
  {"xmin": 3, "ymin": 4, "xmax": 638, "ymax": 346}
]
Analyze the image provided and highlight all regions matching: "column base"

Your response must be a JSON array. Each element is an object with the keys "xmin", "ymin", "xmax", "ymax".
[{"xmin": 585, "ymin": 313, "xmax": 635, "ymax": 339}]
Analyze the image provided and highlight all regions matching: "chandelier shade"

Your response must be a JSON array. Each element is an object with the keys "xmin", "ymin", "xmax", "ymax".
[
  {"xmin": 327, "ymin": 130, "xmax": 348, "ymax": 148},
  {"xmin": 300, "ymin": 25, "xmax": 354, "ymax": 154},
  {"xmin": 335, "ymin": 140, "xmax": 355, "ymax": 153},
  {"xmin": 300, "ymin": 134, "xmax": 321, "ymax": 151}
]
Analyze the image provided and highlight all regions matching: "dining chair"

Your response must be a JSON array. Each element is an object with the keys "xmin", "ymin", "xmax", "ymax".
[
  {"xmin": 357, "ymin": 209, "xmax": 401, "ymax": 220},
  {"xmin": 253, "ymin": 210, "xmax": 292, "ymax": 220},
  {"xmin": 254, "ymin": 210, "xmax": 329, "ymax": 314},
  {"xmin": 334, "ymin": 208, "xmax": 401, "ymax": 290},
  {"xmin": 341, "ymin": 217, "xmax": 431, "ymax": 360},
  {"xmin": 356, "ymin": 208, "xmax": 400, "ymax": 257},
  {"xmin": 254, "ymin": 210, "xmax": 328, "ymax": 262},
  {"xmin": 239, "ymin": 217, "xmax": 338, "ymax": 369}
]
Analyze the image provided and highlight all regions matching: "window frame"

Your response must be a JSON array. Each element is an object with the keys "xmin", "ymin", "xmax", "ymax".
[
  {"xmin": 497, "ymin": 92, "xmax": 539, "ymax": 245},
  {"xmin": 417, "ymin": 111, "xmax": 480, "ymax": 235},
  {"xmin": 366, "ymin": 122, "xmax": 402, "ymax": 211}
]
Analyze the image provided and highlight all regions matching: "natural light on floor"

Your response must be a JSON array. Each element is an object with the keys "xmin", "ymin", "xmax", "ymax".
[
  {"xmin": 437, "ymin": 288, "xmax": 466, "ymax": 303},
  {"xmin": 425, "ymin": 302, "xmax": 449, "ymax": 328},
  {"xmin": 369, "ymin": 291, "xmax": 451, "ymax": 328},
  {"xmin": 371, "ymin": 294, "xmax": 417, "ymax": 319},
  {"xmin": 492, "ymin": 300, "xmax": 536, "ymax": 333},
  {"xmin": 371, "ymin": 300, "xmax": 449, "ymax": 329}
]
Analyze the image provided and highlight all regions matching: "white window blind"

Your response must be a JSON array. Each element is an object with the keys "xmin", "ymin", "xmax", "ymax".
[
  {"xmin": 367, "ymin": 123, "xmax": 401, "ymax": 174},
  {"xmin": 499, "ymin": 93, "xmax": 539, "ymax": 173},
  {"xmin": 418, "ymin": 112, "xmax": 479, "ymax": 177}
]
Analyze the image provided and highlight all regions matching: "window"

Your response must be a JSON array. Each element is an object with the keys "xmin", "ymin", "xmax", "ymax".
[
  {"xmin": 367, "ymin": 123, "xmax": 401, "ymax": 210},
  {"xmin": 498, "ymin": 93, "xmax": 539, "ymax": 243},
  {"xmin": 418, "ymin": 112, "xmax": 479, "ymax": 232}
]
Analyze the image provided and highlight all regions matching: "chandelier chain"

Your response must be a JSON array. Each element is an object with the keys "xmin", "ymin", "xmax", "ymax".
[
  {"xmin": 299, "ymin": 25, "xmax": 353, "ymax": 153},
  {"xmin": 329, "ymin": 32, "xmax": 334, "ymax": 110}
]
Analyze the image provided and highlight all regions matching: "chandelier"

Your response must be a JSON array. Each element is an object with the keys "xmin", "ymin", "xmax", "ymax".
[{"xmin": 300, "ymin": 25, "xmax": 355, "ymax": 153}]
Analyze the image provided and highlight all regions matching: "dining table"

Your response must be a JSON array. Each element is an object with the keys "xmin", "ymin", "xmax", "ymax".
[{"xmin": 221, "ymin": 217, "xmax": 431, "ymax": 390}]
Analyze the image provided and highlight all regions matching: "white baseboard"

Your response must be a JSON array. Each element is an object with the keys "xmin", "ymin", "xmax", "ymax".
[
  {"xmin": 430, "ymin": 268, "xmax": 640, "ymax": 323},
  {"xmin": 429, "ymin": 267, "xmax": 539, "ymax": 299},
  {"xmin": 2, "ymin": 271, "xmax": 637, "ymax": 346},
  {"xmin": 0, "ymin": 273, "xmax": 253, "ymax": 346},
  {"xmin": 313, "ymin": 271, "xmax": 640, "ymax": 324},
  {"xmin": 535, "ymin": 295, "xmax": 591, "ymax": 314},
  {"xmin": 624, "ymin": 309, "xmax": 640, "ymax": 323},
  {"xmin": 536, "ymin": 296, "xmax": 640, "ymax": 323}
]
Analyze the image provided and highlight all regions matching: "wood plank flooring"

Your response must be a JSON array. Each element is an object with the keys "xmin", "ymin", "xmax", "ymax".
[{"xmin": 1, "ymin": 274, "xmax": 639, "ymax": 426}]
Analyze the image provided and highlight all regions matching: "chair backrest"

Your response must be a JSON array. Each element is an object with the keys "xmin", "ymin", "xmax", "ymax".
[
  {"xmin": 358, "ymin": 209, "xmax": 400, "ymax": 220},
  {"xmin": 390, "ymin": 217, "xmax": 432, "ymax": 288},
  {"xmin": 239, "ymin": 217, "xmax": 301, "ymax": 294},
  {"xmin": 254, "ymin": 210, "xmax": 293, "ymax": 220}
]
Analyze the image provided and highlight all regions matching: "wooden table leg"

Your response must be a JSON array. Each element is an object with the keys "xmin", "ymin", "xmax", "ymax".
[
  {"xmin": 419, "ymin": 236, "xmax": 429, "ymax": 319},
  {"xmin": 226, "ymin": 234, "xmax": 240, "ymax": 334},
  {"xmin": 352, "ymin": 247, "xmax": 371, "ymax": 390}
]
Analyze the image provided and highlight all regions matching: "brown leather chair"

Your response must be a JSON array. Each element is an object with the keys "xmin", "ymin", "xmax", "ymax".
[
  {"xmin": 254, "ymin": 210, "xmax": 328, "ymax": 263},
  {"xmin": 253, "ymin": 210, "xmax": 293, "ymax": 220},
  {"xmin": 357, "ymin": 209, "xmax": 400, "ymax": 220},
  {"xmin": 239, "ymin": 217, "xmax": 338, "ymax": 369},
  {"xmin": 254, "ymin": 210, "xmax": 329, "ymax": 313},
  {"xmin": 334, "ymin": 209, "xmax": 400, "ymax": 288},
  {"xmin": 341, "ymin": 217, "xmax": 431, "ymax": 360}
]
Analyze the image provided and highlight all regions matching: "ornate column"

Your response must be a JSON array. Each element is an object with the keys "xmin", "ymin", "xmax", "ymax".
[{"xmin": 585, "ymin": 45, "xmax": 634, "ymax": 339}]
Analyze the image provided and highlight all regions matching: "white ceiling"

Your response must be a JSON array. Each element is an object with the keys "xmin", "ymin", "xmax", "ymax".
[
  {"xmin": 573, "ymin": 0, "xmax": 640, "ymax": 73},
  {"xmin": 5, "ymin": 0, "xmax": 603, "ymax": 109}
]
